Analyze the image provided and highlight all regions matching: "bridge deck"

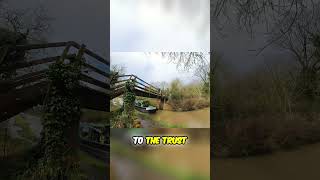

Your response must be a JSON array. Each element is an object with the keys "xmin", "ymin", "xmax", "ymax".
[
  {"xmin": 110, "ymin": 74, "xmax": 168, "ymax": 100},
  {"xmin": 0, "ymin": 41, "xmax": 110, "ymax": 122}
]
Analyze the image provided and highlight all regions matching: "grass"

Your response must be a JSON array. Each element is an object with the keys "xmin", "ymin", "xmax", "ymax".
[
  {"xmin": 111, "ymin": 139, "xmax": 209, "ymax": 180},
  {"xmin": 14, "ymin": 115, "xmax": 37, "ymax": 142}
]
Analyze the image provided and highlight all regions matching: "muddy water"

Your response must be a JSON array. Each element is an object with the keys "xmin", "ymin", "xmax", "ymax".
[
  {"xmin": 149, "ymin": 107, "xmax": 210, "ymax": 128},
  {"xmin": 111, "ymin": 156, "xmax": 171, "ymax": 180},
  {"xmin": 212, "ymin": 143, "xmax": 320, "ymax": 180}
]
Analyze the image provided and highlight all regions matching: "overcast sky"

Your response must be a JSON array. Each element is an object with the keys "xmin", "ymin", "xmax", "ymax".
[
  {"xmin": 110, "ymin": 0, "xmax": 210, "ymax": 84},
  {"xmin": 111, "ymin": 52, "xmax": 203, "ymax": 84},
  {"xmin": 111, "ymin": 0, "xmax": 210, "ymax": 52},
  {"xmin": 2, "ymin": 0, "xmax": 292, "ymax": 78},
  {"xmin": 2, "ymin": 0, "xmax": 109, "ymax": 57}
]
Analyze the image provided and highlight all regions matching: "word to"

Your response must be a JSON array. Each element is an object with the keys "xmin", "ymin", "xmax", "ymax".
[{"xmin": 132, "ymin": 136, "xmax": 188, "ymax": 145}]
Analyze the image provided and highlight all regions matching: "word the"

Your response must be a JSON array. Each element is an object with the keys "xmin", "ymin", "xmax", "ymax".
[{"xmin": 132, "ymin": 136, "xmax": 188, "ymax": 145}]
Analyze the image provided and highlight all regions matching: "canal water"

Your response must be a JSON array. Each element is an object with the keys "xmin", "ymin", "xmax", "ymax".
[{"xmin": 147, "ymin": 107, "xmax": 210, "ymax": 128}]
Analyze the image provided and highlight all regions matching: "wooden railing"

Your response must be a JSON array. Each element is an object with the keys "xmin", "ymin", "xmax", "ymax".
[
  {"xmin": 0, "ymin": 41, "xmax": 109, "ymax": 95},
  {"xmin": 110, "ymin": 74, "xmax": 167, "ymax": 99},
  {"xmin": 0, "ymin": 41, "xmax": 110, "ymax": 121}
]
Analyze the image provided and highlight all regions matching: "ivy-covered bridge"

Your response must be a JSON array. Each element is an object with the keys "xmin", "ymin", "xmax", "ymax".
[
  {"xmin": 0, "ymin": 41, "xmax": 110, "ymax": 122},
  {"xmin": 0, "ymin": 40, "xmax": 112, "ymax": 178},
  {"xmin": 111, "ymin": 74, "xmax": 168, "ymax": 110}
]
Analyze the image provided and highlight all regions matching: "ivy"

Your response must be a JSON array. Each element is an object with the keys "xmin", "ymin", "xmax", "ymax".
[
  {"xmin": 20, "ymin": 58, "xmax": 86, "ymax": 180},
  {"xmin": 122, "ymin": 80, "xmax": 136, "ymax": 128}
]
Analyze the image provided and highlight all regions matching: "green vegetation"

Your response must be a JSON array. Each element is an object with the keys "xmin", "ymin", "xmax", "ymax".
[
  {"xmin": 213, "ymin": 35, "xmax": 320, "ymax": 157},
  {"xmin": 167, "ymin": 79, "xmax": 209, "ymax": 111},
  {"xmin": 110, "ymin": 81, "xmax": 137, "ymax": 128},
  {"xmin": 20, "ymin": 55, "xmax": 84, "ymax": 179},
  {"xmin": 14, "ymin": 115, "xmax": 37, "ymax": 142}
]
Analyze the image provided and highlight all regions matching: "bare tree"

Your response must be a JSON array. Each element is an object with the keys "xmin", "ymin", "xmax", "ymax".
[
  {"xmin": 212, "ymin": 0, "xmax": 320, "ymax": 99},
  {"xmin": 160, "ymin": 52, "xmax": 208, "ymax": 70},
  {"xmin": 0, "ymin": 3, "xmax": 52, "ymax": 79},
  {"xmin": 110, "ymin": 64, "xmax": 126, "ymax": 84},
  {"xmin": 211, "ymin": 0, "xmax": 320, "ymax": 54},
  {"xmin": 0, "ymin": 3, "xmax": 52, "ymax": 42}
]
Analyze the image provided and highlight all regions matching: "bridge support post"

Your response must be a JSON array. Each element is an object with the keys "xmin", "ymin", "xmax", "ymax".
[
  {"xmin": 159, "ymin": 98, "xmax": 165, "ymax": 110},
  {"xmin": 65, "ymin": 118, "xmax": 80, "ymax": 152}
]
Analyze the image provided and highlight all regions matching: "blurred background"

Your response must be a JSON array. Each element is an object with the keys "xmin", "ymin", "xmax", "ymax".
[{"xmin": 110, "ymin": 128, "xmax": 210, "ymax": 180}]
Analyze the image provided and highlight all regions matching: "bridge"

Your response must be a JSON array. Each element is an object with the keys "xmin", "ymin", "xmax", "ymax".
[
  {"xmin": 0, "ymin": 41, "xmax": 167, "ymax": 161},
  {"xmin": 0, "ymin": 41, "xmax": 110, "ymax": 123},
  {"xmin": 111, "ymin": 74, "xmax": 168, "ymax": 110}
]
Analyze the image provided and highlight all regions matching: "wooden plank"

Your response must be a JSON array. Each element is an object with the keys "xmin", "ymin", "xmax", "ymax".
[
  {"xmin": 133, "ymin": 88, "xmax": 159, "ymax": 99},
  {"xmin": 83, "ymin": 63, "xmax": 109, "ymax": 78},
  {"xmin": 0, "ymin": 71, "xmax": 47, "ymax": 92},
  {"xmin": 0, "ymin": 81, "xmax": 110, "ymax": 122},
  {"xmin": 78, "ymin": 86, "xmax": 109, "ymax": 111},
  {"xmin": 1, "ymin": 55, "xmax": 63, "ymax": 71},
  {"xmin": 133, "ymin": 75, "xmax": 159, "ymax": 91},
  {"xmin": 69, "ymin": 41, "xmax": 110, "ymax": 66},
  {"xmin": 111, "ymin": 83, "xmax": 125, "ymax": 91},
  {"xmin": 114, "ymin": 78, "xmax": 129, "ymax": 84},
  {"xmin": 80, "ymin": 74, "xmax": 109, "ymax": 89},
  {"xmin": 14, "ymin": 42, "xmax": 69, "ymax": 51},
  {"xmin": 83, "ymin": 49, "xmax": 110, "ymax": 66},
  {"xmin": 117, "ymin": 74, "xmax": 132, "ymax": 78},
  {"xmin": 14, "ymin": 70, "xmax": 47, "ymax": 82},
  {"xmin": 134, "ymin": 84, "xmax": 159, "ymax": 95},
  {"xmin": 13, "ymin": 74, "xmax": 47, "ymax": 88}
]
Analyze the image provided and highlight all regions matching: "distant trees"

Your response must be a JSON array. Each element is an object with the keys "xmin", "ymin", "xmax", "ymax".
[
  {"xmin": 160, "ymin": 52, "xmax": 212, "ymax": 96},
  {"xmin": 167, "ymin": 78, "xmax": 209, "ymax": 111},
  {"xmin": 211, "ymin": 0, "xmax": 320, "ymax": 100},
  {"xmin": 110, "ymin": 64, "xmax": 126, "ymax": 84},
  {"xmin": 0, "ymin": 2, "xmax": 52, "ymax": 79}
]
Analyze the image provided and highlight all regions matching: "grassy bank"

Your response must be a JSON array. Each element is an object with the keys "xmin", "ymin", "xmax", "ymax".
[{"xmin": 136, "ymin": 111, "xmax": 186, "ymax": 128}]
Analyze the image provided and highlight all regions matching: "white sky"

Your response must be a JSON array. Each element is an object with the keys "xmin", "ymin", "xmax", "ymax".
[
  {"xmin": 111, "ymin": 52, "xmax": 201, "ymax": 84},
  {"xmin": 111, "ymin": 0, "xmax": 210, "ymax": 52}
]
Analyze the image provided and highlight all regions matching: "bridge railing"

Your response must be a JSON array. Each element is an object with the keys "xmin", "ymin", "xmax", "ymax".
[
  {"xmin": 0, "ymin": 41, "xmax": 110, "ymax": 95},
  {"xmin": 111, "ymin": 74, "xmax": 165, "ymax": 98}
]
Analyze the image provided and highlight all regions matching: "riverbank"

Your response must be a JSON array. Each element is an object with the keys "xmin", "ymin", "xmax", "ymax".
[
  {"xmin": 0, "ymin": 112, "xmax": 108, "ymax": 179},
  {"xmin": 212, "ymin": 142, "xmax": 320, "ymax": 180},
  {"xmin": 136, "ymin": 107, "xmax": 210, "ymax": 128},
  {"xmin": 213, "ymin": 112, "xmax": 320, "ymax": 157}
]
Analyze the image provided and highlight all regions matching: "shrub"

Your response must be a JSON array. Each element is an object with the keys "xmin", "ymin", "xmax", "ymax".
[{"xmin": 213, "ymin": 113, "xmax": 320, "ymax": 157}]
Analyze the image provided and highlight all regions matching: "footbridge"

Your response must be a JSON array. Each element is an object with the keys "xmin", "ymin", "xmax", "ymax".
[
  {"xmin": 111, "ymin": 74, "xmax": 168, "ymax": 110},
  {"xmin": 0, "ymin": 41, "xmax": 110, "ymax": 122}
]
